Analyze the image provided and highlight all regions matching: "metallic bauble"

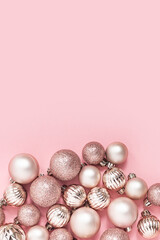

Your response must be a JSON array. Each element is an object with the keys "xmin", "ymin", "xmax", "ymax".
[
  {"xmin": 87, "ymin": 187, "xmax": 110, "ymax": 210},
  {"xmin": 106, "ymin": 142, "xmax": 128, "ymax": 165},
  {"xmin": 144, "ymin": 183, "xmax": 160, "ymax": 207},
  {"xmin": 27, "ymin": 225, "xmax": 49, "ymax": 240},
  {"xmin": 4, "ymin": 183, "xmax": 26, "ymax": 207},
  {"xmin": 79, "ymin": 165, "xmax": 101, "ymax": 188},
  {"xmin": 0, "ymin": 223, "xmax": 25, "ymax": 240}
]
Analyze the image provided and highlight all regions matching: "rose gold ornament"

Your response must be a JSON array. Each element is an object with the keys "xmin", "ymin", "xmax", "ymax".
[
  {"xmin": 50, "ymin": 149, "xmax": 81, "ymax": 181},
  {"xmin": 125, "ymin": 173, "xmax": 148, "ymax": 200},
  {"xmin": 27, "ymin": 225, "xmax": 49, "ymax": 240},
  {"xmin": 107, "ymin": 197, "xmax": 138, "ymax": 231},
  {"xmin": 87, "ymin": 187, "xmax": 110, "ymax": 210},
  {"xmin": 47, "ymin": 204, "xmax": 70, "ymax": 228},
  {"xmin": 0, "ymin": 223, "xmax": 25, "ymax": 240},
  {"xmin": 0, "ymin": 209, "xmax": 5, "ymax": 226},
  {"xmin": 3, "ymin": 183, "xmax": 26, "ymax": 207},
  {"xmin": 17, "ymin": 204, "xmax": 40, "ymax": 227},
  {"xmin": 9, "ymin": 153, "xmax": 39, "ymax": 184},
  {"xmin": 63, "ymin": 184, "xmax": 87, "ymax": 208},
  {"xmin": 82, "ymin": 141, "xmax": 105, "ymax": 165},
  {"xmin": 106, "ymin": 142, "xmax": 128, "ymax": 165},
  {"xmin": 79, "ymin": 165, "xmax": 101, "ymax": 188},
  {"xmin": 144, "ymin": 183, "xmax": 160, "ymax": 207},
  {"xmin": 30, "ymin": 175, "xmax": 61, "ymax": 208},
  {"xmin": 49, "ymin": 228, "xmax": 73, "ymax": 240},
  {"xmin": 100, "ymin": 228, "xmax": 130, "ymax": 240},
  {"xmin": 103, "ymin": 167, "xmax": 126, "ymax": 194},
  {"xmin": 137, "ymin": 210, "xmax": 160, "ymax": 239}
]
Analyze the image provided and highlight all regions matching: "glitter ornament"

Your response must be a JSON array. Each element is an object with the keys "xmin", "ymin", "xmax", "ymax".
[
  {"xmin": 137, "ymin": 210, "xmax": 160, "ymax": 239},
  {"xmin": 63, "ymin": 184, "xmax": 87, "ymax": 208},
  {"xmin": 3, "ymin": 183, "xmax": 26, "ymax": 207},
  {"xmin": 82, "ymin": 141, "xmax": 105, "ymax": 165},
  {"xmin": 30, "ymin": 175, "xmax": 61, "ymax": 208},
  {"xmin": 17, "ymin": 204, "xmax": 41, "ymax": 227},
  {"xmin": 103, "ymin": 167, "xmax": 126, "ymax": 194},
  {"xmin": 0, "ymin": 223, "xmax": 25, "ymax": 240},
  {"xmin": 100, "ymin": 228, "xmax": 130, "ymax": 240},
  {"xmin": 27, "ymin": 225, "xmax": 49, "ymax": 240},
  {"xmin": 49, "ymin": 228, "xmax": 73, "ymax": 240},
  {"xmin": 79, "ymin": 165, "xmax": 101, "ymax": 188},
  {"xmin": 144, "ymin": 183, "xmax": 160, "ymax": 207},
  {"xmin": 106, "ymin": 142, "xmax": 128, "ymax": 165},
  {"xmin": 0, "ymin": 209, "xmax": 5, "ymax": 226},
  {"xmin": 47, "ymin": 204, "xmax": 70, "ymax": 228},
  {"xmin": 50, "ymin": 149, "xmax": 81, "ymax": 181},
  {"xmin": 87, "ymin": 187, "xmax": 110, "ymax": 210}
]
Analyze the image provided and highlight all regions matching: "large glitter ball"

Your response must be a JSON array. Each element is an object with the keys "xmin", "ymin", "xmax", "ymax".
[
  {"xmin": 4, "ymin": 183, "xmax": 26, "ymax": 207},
  {"xmin": 30, "ymin": 175, "xmax": 61, "ymax": 208},
  {"xmin": 0, "ymin": 209, "xmax": 5, "ymax": 226},
  {"xmin": 17, "ymin": 204, "xmax": 41, "ymax": 227},
  {"xmin": 0, "ymin": 223, "xmax": 25, "ymax": 240},
  {"xmin": 49, "ymin": 228, "xmax": 73, "ymax": 240},
  {"xmin": 50, "ymin": 149, "xmax": 81, "ymax": 181},
  {"xmin": 147, "ymin": 183, "xmax": 160, "ymax": 206},
  {"xmin": 82, "ymin": 141, "xmax": 105, "ymax": 165},
  {"xmin": 87, "ymin": 187, "xmax": 110, "ymax": 210},
  {"xmin": 100, "ymin": 228, "xmax": 130, "ymax": 240}
]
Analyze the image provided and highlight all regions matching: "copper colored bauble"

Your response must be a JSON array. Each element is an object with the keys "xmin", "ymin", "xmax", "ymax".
[
  {"xmin": 0, "ymin": 223, "xmax": 25, "ymax": 240},
  {"xmin": 100, "ymin": 228, "xmax": 130, "ymax": 240},
  {"xmin": 144, "ymin": 183, "xmax": 160, "ymax": 207},
  {"xmin": 87, "ymin": 187, "xmax": 110, "ymax": 210}
]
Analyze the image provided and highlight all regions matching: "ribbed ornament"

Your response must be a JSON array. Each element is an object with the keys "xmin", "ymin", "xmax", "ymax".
[
  {"xmin": 63, "ymin": 184, "xmax": 87, "ymax": 208},
  {"xmin": 3, "ymin": 183, "xmax": 26, "ymax": 207},
  {"xmin": 103, "ymin": 167, "xmax": 126, "ymax": 193},
  {"xmin": 0, "ymin": 223, "xmax": 25, "ymax": 240},
  {"xmin": 47, "ymin": 204, "xmax": 70, "ymax": 228},
  {"xmin": 87, "ymin": 187, "xmax": 110, "ymax": 210},
  {"xmin": 137, "ymin": 210, "xmax": 160, "ymax": 239}
]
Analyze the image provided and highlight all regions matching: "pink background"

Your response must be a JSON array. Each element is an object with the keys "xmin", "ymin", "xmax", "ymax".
[{"xmin": 0, "ymin": 1, "xmax": 160, "ymax": 239}]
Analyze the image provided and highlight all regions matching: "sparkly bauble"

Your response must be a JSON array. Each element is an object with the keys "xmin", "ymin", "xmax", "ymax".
[
  {"xmin": 47, "ymin": 204, "xmax": 70, "ymax": 228},
  {"xmin": 49, "ymin": 228, "xmax": 73, "ymax": 240},
  {"xmin": 17, "ymin": 204, "xmax": 40, "ymax": 227},
  {"xmin": 103, "ymin": 167, "xmax": 126, "ymax": 193},
  {"xmin": 87, "ymin": 187, "xmax": 110, "ymax": 210},
  {"xmin": 144, "ymin": 183, "xmax": 160, "ymax": 207},
  {"xmin": 30, "ymin": 175, "xmax": 61, "ymax": 208},
  {"xmin": 82, "ymin": 141, "xmax": 105, "ymax": 165},
  {"xmin": 106, "ymin": 142, "xmax": 128, "ymax": 165},
  {"xmin": 107, "ymin": 197, "xmax": 138, "ymax": 231},
  {"xmin": 63, "ymin": 185, "xmax": 87, "ymax": 208},
  {"xmin": 0, "ymin": 209, "xmax": 5, "ymax": 226},
  {"xmin": 27, "ymin": 225, "xmax": 49, "ymax": 240},
  {"xmin": 125, "ymin": 173, "xmax": 148, "ymax": 200},
  {"xmin": 100, "ymin": 228, "xmax": 130, "ymax": 240},
  {"xmin": 4, "ymin": 183, "xmax": 26, "ymax": 207},
  {"xmin": 79, "ymin": 165, "xmax": 101, "ymax": 188},
  {"xmin": 0, "ymin": 223, "xmax": 25, "ymax": 240},
  {"xmin": 137, "ymin": 210, "xmax": 160, "ymax": 239},
  {"xmin": 50, "ymin": 149, "xmax": 81, "ymax": 181},
  {"xmin": 9, "ymin": 153, "xmax": 39, "ymax": 184},
  {"xmin": 70, "ymin": 207, "xmax": 101, "ymax": 238}
]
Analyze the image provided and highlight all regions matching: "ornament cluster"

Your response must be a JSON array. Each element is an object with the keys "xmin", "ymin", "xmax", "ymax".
[{"xmin": 0, "ymin": 141, "xmax": 160, "ymax": 239}]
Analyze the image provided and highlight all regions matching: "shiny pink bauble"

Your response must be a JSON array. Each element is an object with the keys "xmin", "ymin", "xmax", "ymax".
[
  {"xmin": 50, "ymin": 149, "xmax": 81, "ymax": 181},
  {"xmin": 106, "ymin": 142, "xmax": 128, "ymax": 165},
  {"xmin": 27, "ymin": 225, "xmax": 49, "ymax": 240},
  {"xmin": 82, "ymin": 141, "xmax": 105, "ymax": 165},
  {"xmin": 147, "ymin": 183, "xmax": 160, "ymax": 206},
  {"xmin": 30, "ymin": 175, "xmax": 61, "ymax": 207},
  {"xmin": 17, "ymin": 204, "xmax": 41, "ymax": 227},
  {"xmin": 9, "ymin": 153, "xmax": 39, "ymax": 184},
  {"xmin": 49, "ymin": 228, "xmax": 73, "ymax": 240},
  {"xmin": 0, "ymin": 209, "xmax": 5, "ymax": 226},
  {"xmin": 100, "ymin": 228, "xmax": 130, "ymax": 240}
]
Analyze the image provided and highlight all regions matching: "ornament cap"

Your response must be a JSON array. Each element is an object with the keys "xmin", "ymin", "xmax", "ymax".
[
  {"xmin": 0, "ymin": 198, "xmax": 7, "ymax": 208},
  {"xmin": 141, "ymin": 209, "xmax": 151, "ymax": 217},
  {"xmin": 124, "ymin": 226, "xmax": 132, "ymax": 232},
  {"xmin": 14, "ymin": 217, "xmax": 20, "ymax": 225},
  {"xmin": 45, "ymin": 222, "xmax": 54, "ymax": 231},
  {"xmin": 117, "ymin": 187, "xmax": 125, "ymax": 195},
  {"xmin": 144, "ymin": 197, "xmax": 152, "ymax": 207},
  {"xmin": 128, "ymin": 173, "xmax": 136, "ymax": 179},
  {"xmin": 99, "ymin": 159, "xmax": 108, "ymax": 167},
  {"xmin": 61, "ymin": 185, "xmax": 67, "ymax": 194}
]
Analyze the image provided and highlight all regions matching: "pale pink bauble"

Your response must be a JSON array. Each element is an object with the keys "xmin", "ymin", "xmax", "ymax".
[
  {"xmin": 30, "ymin": 175, "xmax": 61, "ymax": 208},
  {"xmin": 100, "ymin": 228, "xmax": 130, "ymax": 240},
  {"xmin": 17, "ymin": 204, "xmax": 41, "ymax": 227},
  {"xmin": 49, "ymin": 228, "xmax": 73, "ymax": 240},
  {"xmin": 0, "ymin": 209, "xmax": 5, "ymax": 226},
  {"xmin": 147, "ymin": 183, "xmax": 160, "ymax": 206},
  {"xmin": 50, "ymin": 150, "xmax": 81, "ymax": 181}
]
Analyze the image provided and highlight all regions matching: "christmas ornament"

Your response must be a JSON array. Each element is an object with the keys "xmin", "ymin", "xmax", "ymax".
[
  {"xmin": 62, "ymin": 184, "xmax": 87, "ymax": 209},
  {"xmin": 87, "ymin": 187, "xmax": 110, "ymax": 210},
  {"xmin": 30, "ymin": 175, "xmax": 61, "ymax": 208},
  {"xmin": 82, "ymin": 141, "xmax": 105, "ymax": 165},
  {"xmin": 0, "ymin": 223, "xmax": 25, "ymax": 240},
  {"xmin": 27, "ymin": 225, "xmax": 49, "ymax": 240},
  {"xmin": 49, "ymin": 228, "xmax": 73, "ymax": 240},
  {"xmin": 144, "ymin": 183, "xmax": 160, "ymax": 207},
  {"xmin": 46, "ymin": 204, "xmax": 70, "ymax": 228},
  {"xmin": 70, "ymin": 207, "xmax": 100, "ymax": 239},
  {"xmin": 103, "ymin": 167, "xmax": 126, "ymax": 194},
  {"xmin": 106, "ymin": 142, "xmax": 128, "ymax": 165},
  {"xmin": 100, "ymin": 228, "xmax": 130, "ymax": 240},
  {"xmin": 137, "ymin": 210, "xmax": 160, "ymax": 239},
  {"xmin": 9, "ymin": 153, "xmax": 39, "ymax": 184},
  {"xmin": 125, "ymin": 173, "xmax": 148, "ymax": 200},
  {"xmin": 107, "ymin": 197, "xmax": 138, "ymax": 231},
  {"xmin": 79, "ymin": 165, "xmax": 101, "ymax": 188},
  {"xmin": 50, "ymin": 149, "xmax": 81, "ymax": 181},
  {"xmin": 16, "ymin": 204, "xmax": 40, "ymax": 227},
  {"xmin": 0, "ymin": 209, "xmax": 5, "ymax": 226}
]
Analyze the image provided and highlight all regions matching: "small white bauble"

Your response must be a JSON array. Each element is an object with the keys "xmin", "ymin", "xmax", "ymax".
[
  {"xmin": 27, "ymin": 225, "xmax": 49, "ymax": 240},
  {"xmin": 79, "ymin": 165, "xmax": 101, "ymax": 188}
]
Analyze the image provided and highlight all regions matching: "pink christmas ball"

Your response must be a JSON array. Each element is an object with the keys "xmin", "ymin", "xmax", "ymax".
[{"xmin": 49, "ymin": 228, "xmax": 73, "ymax": 240}]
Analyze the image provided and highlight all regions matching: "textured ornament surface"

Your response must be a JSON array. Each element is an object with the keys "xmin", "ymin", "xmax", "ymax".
[
  {"xmin": 100, "ymin": 228, "xmax": 130, "ymax": 240},
  {"xmin": 49, "ymin": 228, "xmax": 73, "ymax": 240},
  {"xmin": 63, "ymin": 184, "xmax": 87, "ymax": 208},
  {"xmin": 47, "ymin": 204, "xmax": 70, "ymax": 228},
  {"xmin": 147, "ymin": 183, "xmax": 160, "ymax": 206},
  {"xmin": 87, "ymin": 187, "xmax": 110, "ymax": 210},
  {"xmin": 0, "ymin": 209, "xmax": 5, "ymax": 226},
  {"xmin": 17, "ymin": 204, "xmax": 40, "ymax": 227},
  {"xmin": 103, "ymin": 167, "xmax": 126, "ymax": 191},
  {"xmin": 4, "ymin": 183, "xmax": 26, "ymax": 207},
  {"xmin": 0, "ymin": 223, "xmax": 25, "ymax": 240}
]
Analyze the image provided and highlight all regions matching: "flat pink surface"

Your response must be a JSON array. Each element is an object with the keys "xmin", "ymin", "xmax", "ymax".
[{"xmin": 0, "ymin": 1, "xmax": 160, "ymax": 239}]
